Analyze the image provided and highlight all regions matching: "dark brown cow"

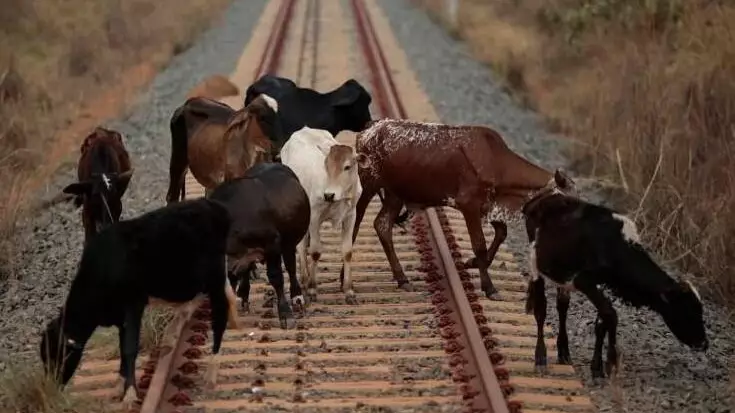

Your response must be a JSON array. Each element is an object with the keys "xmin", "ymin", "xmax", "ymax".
[
  {"xmin": 165, "ymin": 94, "xmax": 284, "ymax": 202},
  {"xmin": 62, "ymin": 127, "xmax": 133, "ymax": 246},
  {"xmin": 345, "ymin": 118, "xmax": 577, "ymax": 300}
]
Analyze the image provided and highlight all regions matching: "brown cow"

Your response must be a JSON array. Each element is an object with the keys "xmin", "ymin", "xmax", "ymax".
[
  {"xmin": 346, "ymin": 118, "xmax": 578, "ymax": 300},
  {"xmin": 62, "ymin": 127, "xmax": 134, "ymax": 246},
  {"xmin": 165, "ymin": 94, "xmax": 284, "ymax": 202}
]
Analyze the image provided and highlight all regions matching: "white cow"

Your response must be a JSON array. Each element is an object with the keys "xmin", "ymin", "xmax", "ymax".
[{"xmin": 280, "ymin": 126, "xmax": 365, "ymax": 304}]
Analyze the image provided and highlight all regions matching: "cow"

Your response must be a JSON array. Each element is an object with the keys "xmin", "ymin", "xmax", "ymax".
[
  {"xmin": 61, "ymin": 127, "xmax": 134, "ymax": 246},
  {"xmin": 165, "ymin": 93, "xmax": 283, "ymax": 203},
  {"xmin": 280, "ymin": 127, "xmax": 362, "ymax": 304},
  {"xmin": 39, "ymin": 198, "xmax": 239, "ymax": 411},
  {"xmin": 522, "ymin": 190, "xmax": 708, "ymax": 378},
  {"xmin": 244, "ymin": 74, "xmax": 372, "ymax": 138},
  {"xmin": 344, "ymin": 118, "xmax": 578, "ymax": 301},
  {"xmin": 209, "ymin": 162, "xmax": 310, "ymax": 328}
]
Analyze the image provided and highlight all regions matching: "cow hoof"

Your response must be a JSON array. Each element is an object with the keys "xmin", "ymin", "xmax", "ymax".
[
  {"xmin": 557, "ymin": 352, "xmax": 572, "ymax": 365},
  {"xmin": 484, "ymin": 288, "xmax": 502, "ymax": 301},
  {"xmin": 534, "ymin": 364, "xmax": 548, "ymax": 375},
  {"xmin": 241, "ymin": 301, "xmax": 250, "ymax": 314},
  {"xmin": 398, "ymin": 282, "xmax": 414, "ymax": 292},
  {"xmin": 262, "ymin": 298, "xmax": 275, "ymax": 308},
  {"xmin": 120, "ymin": 386, "xmax": 138, "ymax": 410},
  {"xmin": 292, "ymin": 295, "xmax": 305, "ymax": 313},
  {"xmin": 345, "ymin": 291, "xmax": 358, "ymax": 305},
  {"xmin": 463, "ymin": 257, "xmax": 478, "ymax": 269}
]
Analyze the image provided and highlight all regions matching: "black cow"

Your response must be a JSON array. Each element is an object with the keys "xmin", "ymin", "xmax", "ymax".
[
  {"xmin": 244, "ymin": 74, "xmax": 372, "ymax": 137},
  {"xmin": 522, "ymin": 191, "xmax": 708, "ymax": 379},
  {"xmin": 209, "ymin": 162, "xmax": 310, "ymax": 329},
  {"xmin": 39, "ymin": 198, "xmax": 238, "ymax": 409}
]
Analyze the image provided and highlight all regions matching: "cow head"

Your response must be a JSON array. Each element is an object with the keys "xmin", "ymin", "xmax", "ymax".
[
  {"xmin": 330, "ymin": 79, "xmax": 373, "ymax": 132},
  {"xmin": 224, "ymin": 96, "xmax": 282, "ymax": 180},
  {"xmin": 243, "ymin": 74, "xmax": 297, "ymax": 107},
  {"xmin": 62, "ymin": 169, "xmax": 134, "ymax": 232},
  {"xmin": 323, "ymin": 144, "xmax": 364, "ymax": 203},
  {"xmin": 39, "ymin": 315, "xmax": 85, "ymax": 386},
  {"xmin": 658, "ymin": 279, "xmax": 708, "ymax": 352}
]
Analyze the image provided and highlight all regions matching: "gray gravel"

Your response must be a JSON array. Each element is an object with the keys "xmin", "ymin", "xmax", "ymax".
[
  {"xmin": 0, "ymin": 0, "xmax": 267, "ymax": 370},
  {"xmin": 378, "ymin": 1, "xmax": 734, "ymax": 412}
]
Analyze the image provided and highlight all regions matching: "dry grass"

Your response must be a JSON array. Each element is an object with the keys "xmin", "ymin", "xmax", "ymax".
[
  {"xmin": 87, "ymin": 307, "xmax": 175, "ymax": 359},
  {"xmin": 0, "ymin": 0, "xmax": 231, "ymax": 280},
  {"xmin": 0, "ymin": 362, "xmax": 108, "ymax": 412},
  {"xmin": 418, "ymin": 0, "xmax": 735, "ymax": 304}
]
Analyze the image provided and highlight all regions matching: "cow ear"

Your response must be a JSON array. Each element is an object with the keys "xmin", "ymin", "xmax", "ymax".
[
  {"xmin": 62, "ymin": 181, "xmax": 93, "ymax": 196},
  {"xmin": 554, "ymin": 168, "xmax": 574, "ymax": 189},
  {"xmin": 355, "ymin": 153, "xmax": 371, "ymax": 168},
  {"xmin": 331, "ymin": 79, "xmax": 364, "ymax": 107},
  {"xmin": 116, "ymin": 169, "xmax": 134, "ymax": 189}
]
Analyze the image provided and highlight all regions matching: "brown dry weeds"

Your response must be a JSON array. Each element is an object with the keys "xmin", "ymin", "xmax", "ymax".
[
  {"xmin": 0, "ymin": 0, "xmax": 231, "ymax": 279},
  {"xmin": 418, "ymin": 0, "xmax": 735, "ymax": 304}
]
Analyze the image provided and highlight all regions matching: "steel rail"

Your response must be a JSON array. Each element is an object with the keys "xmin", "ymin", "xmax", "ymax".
[
  {"xmin": 350, "ymin": 0, "xmax": 512, "ymax": 411},
  {"xmin": 138, "ymin": 2, "xmax": 298, "ymax": 412}
]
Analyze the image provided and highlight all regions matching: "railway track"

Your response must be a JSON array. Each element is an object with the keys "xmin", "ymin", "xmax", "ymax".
[{"xmin": 67, "ymin": 0, "xmax": 597, "ymax": 412}]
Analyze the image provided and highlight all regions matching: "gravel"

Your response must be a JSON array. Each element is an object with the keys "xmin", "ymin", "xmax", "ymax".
[
  {"xmin": 0, "ymin": 0, "xmax": 268, "ymax": 370},
  {"xmin": 378, "ymin": 1, "xmax": 734, "ymax": 412}
]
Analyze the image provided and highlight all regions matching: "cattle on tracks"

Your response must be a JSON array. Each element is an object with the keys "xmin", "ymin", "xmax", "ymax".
[
  {"xmin": 522, "ymin": 191, "xmax": 708, "ymax": 379},
  {"xmin": 346, "ymin": 118, "xmax": 577, "ymax": 300},
  {"xmin": 209, "ymin": 162, "xmax": 310, "ymax": 329},
  {"xmin": 39, "ymin": 198, "xmax": 238, "ymax": 410},
  {"xmin": 244, "ymin": 74, "xmax": 373, "ymax": 137},
  {"xmin": 61, "ymin": 127, "xmax": 133, "ymax": 246},
  {"xmin": 280, "ymin": 127, "xmax": 362, "ymax": 305},
  {"xmin": 165, "ymin": 94, "xmax": 282, "ymax": 203}
]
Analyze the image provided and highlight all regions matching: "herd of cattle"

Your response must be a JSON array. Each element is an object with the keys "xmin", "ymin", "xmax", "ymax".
[{"xmin": 36, "ymin": 74, "xmax": 709, "ymax": 407}]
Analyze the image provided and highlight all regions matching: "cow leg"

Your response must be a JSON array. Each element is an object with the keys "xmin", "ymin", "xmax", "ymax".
[
  {"xmin": 204, "ymin": 271, "xmax": 229, "ymax": 390},
  {"xmin": 224, "ymin": 270, "xmax": 239, "ymax": 329},
  {"xmin": 457, "ymin": 206, "xmax": 500, "ymax": 300},
  {"xmin": 556, "ymin": 287, "xmax": 572, "ymax": 364},
  {"xmin": 265, "ymin": 249, "xmax": 292, "ymax": 329},
  {"xmin": 526, "ymin": 277, "xmax": 548, "ymax": 374},
  {"xmin": 296, "ymin": 235, "xmax": 310, "ymax": 293},
  {"xmin": 464, "ymin": 221, "xmax": 507, "ymax": 270},
  {"xmin": 118, "ymin": 303, "xmax": 145, "ymax": 409},
  {"xmin": 237, "ymin": 272, "xmax": 252, "ymax": 313},
  {"xmin": 306, "ymin": 214, "xmax": 322, "ymax": 304},
  {"xmin": 282, "ymin": 245, "xmax": 304, "ymax": 313},
  {"xmin": 575, "ymin": 274, "xmax": 618, "ymax": 379},
  {"xmin": 339, "ymin": 187, "xmax": 376, "ymax": 288},
  {"xmin": 166, "ymin": 160, "xmax": 188, "ymax": 205},
  {"xmin": 374, "ymin": 193, "xmax": 411, "ymax": 291},
  {"xmin": 341, "ymin": 210, "xmax": 358, "ymax": 305}
]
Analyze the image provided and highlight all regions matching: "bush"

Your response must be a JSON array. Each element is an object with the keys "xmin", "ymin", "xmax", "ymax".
[
  {"xmin": 419, "ymin": 0, "xmax": 735, "ymax": 302},
  {"xmin": 0, "ymin": 0, "xmax": 231, "ymax": 280}
]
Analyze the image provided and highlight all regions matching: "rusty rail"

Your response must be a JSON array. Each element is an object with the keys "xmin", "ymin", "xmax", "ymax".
[
  {"xmin": 138, "ymin": 2, "xmax": 299, "ymax": 412},
  {"xmin": 350, "ymin": 1, "xmax": 513, "ymax": 411}
]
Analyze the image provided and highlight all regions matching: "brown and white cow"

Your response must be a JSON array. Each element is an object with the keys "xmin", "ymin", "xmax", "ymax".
[
  {"xmin": 345, "ymin": 118, "xmax": 578, "ymax": 301},
  {"xmin": 280, "ymin": 126, "xmax": 363, "ymax": 305}
]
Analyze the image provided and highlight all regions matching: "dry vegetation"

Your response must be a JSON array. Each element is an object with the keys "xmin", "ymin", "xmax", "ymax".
[
  {"xmin": 0, "ymin": 362, "xmax": 109, "ymax": 413},
  {"xmin": 419, "ymin": 0, "xmax": 735, "ymax": 303},
  {"xmin": 0, "ymin": 0, "xmax": 231, "ymax": 279}
]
